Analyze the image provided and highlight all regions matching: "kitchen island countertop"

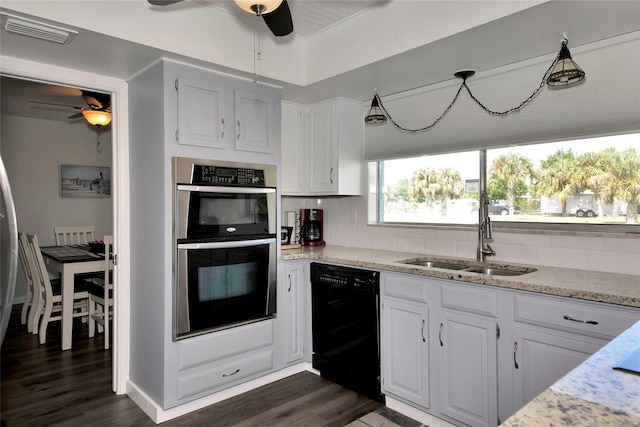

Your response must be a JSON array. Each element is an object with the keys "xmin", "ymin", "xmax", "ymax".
[
  {"xmin": 281, "ymin": 245, "xmax": 640, "ymax": 308},
  {"xmin": 502, "ymin": 320, "xmax": 640, "ymax": 426}
]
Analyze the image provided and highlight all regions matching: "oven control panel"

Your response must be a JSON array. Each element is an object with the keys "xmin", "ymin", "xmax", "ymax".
[{"xmin": 192, "ymin": 165, "xmax": 266, "ymax": 186}]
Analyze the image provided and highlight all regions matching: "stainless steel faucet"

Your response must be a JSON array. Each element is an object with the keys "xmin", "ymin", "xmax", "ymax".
[
  {"xmin": 477, "ymin": 190, "xmax": 496, "ymax": 262},
  {"xmin": 477, "ymin": 150, "xmax": 495, "ymax": 262}
]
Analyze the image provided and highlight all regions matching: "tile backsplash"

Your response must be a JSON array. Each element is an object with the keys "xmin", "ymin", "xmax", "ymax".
[{"xmin": 282, "ymin": 196, "xmax": 640, "ymax": 276}]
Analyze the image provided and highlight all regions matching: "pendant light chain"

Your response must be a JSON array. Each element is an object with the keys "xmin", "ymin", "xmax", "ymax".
[
  {"xmin": 372, "ymin": 44, "xmax": 563, "ymax": 134},
  {"xmin": 375, "ymin": 84, "xmax": 466, "ymax": 134},
  {"xmin": 462, "ymin": 48, "xmax": 561, "ymax": 116}
]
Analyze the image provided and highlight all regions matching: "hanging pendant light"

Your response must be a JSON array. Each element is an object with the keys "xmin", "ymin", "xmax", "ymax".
[
  {"xmin": 234, "ymin": 0, "xmax": 283, "ymax": 15},
  {"xmin": 82, "ymin": 110, "xmax": 112, "ymax": 126},
  {"xmin": 546, "ymin": 37, "xmax": 585, "ymax": 87},
  {"xmin": 364, "ymin": 92, "xmax": 387, "ymax": 124},
  {"xmin": 364, "ymin": 35, "xmax": 585, "ymax": 131}
]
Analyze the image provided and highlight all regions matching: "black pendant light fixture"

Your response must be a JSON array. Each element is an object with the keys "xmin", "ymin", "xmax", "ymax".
[
  {"xmin": 364, "ymin": 35, "xmax": 586, "ymax": 132},
  {"xmin": 364, "ymin": 95, "xmax": 386, "ymax": 124},
  {"xmin": 546, "ymin": 37, "xmax": 586, "ymax": 87}
]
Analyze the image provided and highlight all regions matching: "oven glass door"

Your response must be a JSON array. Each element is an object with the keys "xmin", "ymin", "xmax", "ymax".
[
  {"xmin": 177, "ymin": 185, "xmax": 276, "ymax": 240},
  {"xmin": 175, "ymin": 238, "xmax": 276, "ymax": 340}
]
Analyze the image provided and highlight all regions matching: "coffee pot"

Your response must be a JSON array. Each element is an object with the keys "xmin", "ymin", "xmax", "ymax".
[{"xmin": 300, "ymin": 209, "xmax": 323, "ymax": 246}]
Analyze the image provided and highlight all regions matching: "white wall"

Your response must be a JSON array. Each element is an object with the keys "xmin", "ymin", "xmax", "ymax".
[
  {"xmin": 1, "ymin": 114, "xmax": 113, "ymax": 298},
  {"xmin": 282, "ymin": 196, "xmax": 640, "ymax": 276}
]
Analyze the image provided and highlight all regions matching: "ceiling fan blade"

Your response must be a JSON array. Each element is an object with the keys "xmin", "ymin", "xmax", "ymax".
[
  {"xmin": 82, "ymin": 91, "xmax": 111, "ymax": 111},
  {"xmin": 29, "ymin": 100, "xmax": 82, "ymax": 109},
  {"xmin": 262, "ymin": 0, "xmax": 293, "ymax": 37},
  {"xmin": 147, "ymin": 0, "xmax": 184, "ymax": 5},
  {"xmin": 68, "ymin": 112, "xmax": 84, "ymax": 119}
]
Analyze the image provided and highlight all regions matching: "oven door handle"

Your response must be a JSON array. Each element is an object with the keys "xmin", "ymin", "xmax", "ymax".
[
  {"xmin": 178, "ymin": 238, "xmax": 276, "ymax": 250},
  {"xmin": 177, "ymin": 184, "xmax": 275, "ymax": 194}
]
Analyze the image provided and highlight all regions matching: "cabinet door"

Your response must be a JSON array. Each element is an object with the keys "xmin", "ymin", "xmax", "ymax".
[
  {"xmin": 381, "ymin": 299, "xmax": 430, "ymax": 408},
  {"xmin": 307, "ymin": 103, "xmax": 336, "ymax": 194},
  {"xmin": 281, "ymin": 102, "xmax": 306, "ymax": 195},
  {"xmin": 439, "ymin": 310, "xmax": 498, "ymax": 427},
  {"xmin": 177, "ymin": 77, "xmax": 226, "ymax": 148},
  {"xmin": 512, "ymin": 327, "xmax": 605, "ymax": 409},
  {"xmin": 235, "ymin": 90, "xmax": 274, "ymax": 153},
  {"xmin": 283, "ymin": 263, "xmax": 305, "ymax": 364}
]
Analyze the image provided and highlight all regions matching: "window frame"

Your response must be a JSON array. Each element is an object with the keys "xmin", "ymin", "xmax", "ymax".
[{"xmin": 370, "ymin": 139, "xmax": 640, "ymax": 237}]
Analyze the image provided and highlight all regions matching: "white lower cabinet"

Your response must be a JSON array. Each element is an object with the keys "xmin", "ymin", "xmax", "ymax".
[
  {"xmin": 381, "ymin": 273, "xmax": 430, "ymax": 408},
  {"xmin": 280, "ymin": 261, "xmax": 306, "ymax": 365},
  {"xmin": 382, "ymin": 298, "xmax": 430, "ymax": 408},
  {"xmin": 438, "ymin": 310, "xmax": 498, "ymax": 427},
  {"xmin": 511, "ymin": 327, "xmax": 605, "ymax": 408},
  {"xmin": 378, "ymin": 272, "xmax": 640, "ymax": 427}
]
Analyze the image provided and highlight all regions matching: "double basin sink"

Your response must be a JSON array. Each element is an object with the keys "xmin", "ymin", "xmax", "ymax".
[{"xmin": 397, "ymin": 258, "xmax": 537, "ymax": 276}]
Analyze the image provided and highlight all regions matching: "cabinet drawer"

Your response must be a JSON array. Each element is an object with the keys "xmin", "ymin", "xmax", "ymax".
[
  {"xmin": 382, "ymin": 273, "xmax": 428, "ymax": 303},
  {"xmin": 514, "ymin": 294, "xmax": 640, "ymax": 339},
  {"xmin": 440, "ymin": 282, "xmax": 498, "ymax": 318},
  {"xmin": 178, "ymin": 319, "xmax": 273, "ymax": 370},
  {"xmin": 177, "ymin": 349, "xmax": 273, "ymax": 400}
]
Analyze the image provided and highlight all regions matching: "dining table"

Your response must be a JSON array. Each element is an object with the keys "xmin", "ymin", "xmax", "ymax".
[{"xmin": 39, "ymin": 244, "xmax": 106, "ymax": 350}]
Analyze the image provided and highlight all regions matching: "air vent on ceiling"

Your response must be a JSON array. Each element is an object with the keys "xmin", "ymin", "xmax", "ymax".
[{"xmin": 0, "ymin": 13, "xmax": 77, "ymax": 44}]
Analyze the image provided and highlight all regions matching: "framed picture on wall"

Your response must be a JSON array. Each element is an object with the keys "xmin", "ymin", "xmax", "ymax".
[{"xmin": 60, "ymin": 165, "xmax": 111, "ymax": 198}]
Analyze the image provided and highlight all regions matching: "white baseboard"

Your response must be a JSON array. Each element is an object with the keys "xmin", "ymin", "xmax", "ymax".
[
  {"xmin": 127, "ymin": 363, "xmax": 312, "ymax": 424},
  {"xmin": 385, "ymin": 396, "xmax": 456, "ymax": 427}
]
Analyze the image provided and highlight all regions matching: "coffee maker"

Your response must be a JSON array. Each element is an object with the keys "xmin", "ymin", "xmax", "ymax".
[{"xmin": 300, "ymin": 209, "xmax": 323, "ymax": 246}]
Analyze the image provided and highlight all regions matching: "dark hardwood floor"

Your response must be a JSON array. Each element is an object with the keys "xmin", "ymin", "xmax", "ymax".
[{"xmin": 1, "ymin": 305, "xmax": 388, "ymax": 426}]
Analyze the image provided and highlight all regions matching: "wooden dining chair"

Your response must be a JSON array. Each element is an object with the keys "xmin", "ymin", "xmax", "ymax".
[
  {"xmin": 54, "ymin": 225, "xmax": 96, "ymax": 245},
  {"xmin": 87, "ymin": 235, "xmax": 114, "ymax": 350},
  {"xmin": 26, "ymin": 234, "xmax": 90, "ymax": 345},
  {"xmin": 17, "ymin": 232, "xmax": 42, "ymax": 334}
]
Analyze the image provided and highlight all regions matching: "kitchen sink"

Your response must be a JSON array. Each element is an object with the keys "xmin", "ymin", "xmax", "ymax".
[
  {"xmin": 396, "ymin": 257, "xmax": 536, "ymax": 276},
  {"xmin": 461, "ymin": 267, "xmax": 537, "ymax": 276},
  {"xmin": 401, "ymin": 260, "xmax": 469, "ymax": 270}
]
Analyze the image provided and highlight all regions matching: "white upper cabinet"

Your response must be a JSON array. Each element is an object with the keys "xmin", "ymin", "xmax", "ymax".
[
  {"xmin": 176, "ymin": 77, "xmax": 227, "ymax": 148},
  {"xmin": 281, "ymin": 98, "xmax": 364, "ymax": 196},
  {"xmin": 280, "ymin": 102, "xmax": 306, "ymax": 195},
  {"xmin": 235, "ymin": 90, "xmax": 275, "ymax": 153}
]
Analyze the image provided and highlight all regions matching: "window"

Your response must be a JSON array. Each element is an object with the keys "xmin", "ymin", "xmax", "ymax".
[{"xmin": 373, "ymin": 133, "xmax": 640, "ymax": 231}]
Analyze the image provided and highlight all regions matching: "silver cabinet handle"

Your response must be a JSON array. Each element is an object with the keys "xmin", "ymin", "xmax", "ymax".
[
  {"xmin": 237, "ymin": 120, "xmax": 241, "ymax": 140},
  {"xmin": 222, "ymin": 368, "xmax": 240, "ymax": 377},
  {"xmin": 421, "ymin": 319, "xmax": 426, "ymax": 342},
  {"xmin": 439, "ymin": 322, "xmax": 443, "ymax": 347},
  {"xmin": 329, "ymin": 167, "xmax": 334, "ymax": 184},
  {"xmin": 221, "ymin": 117, "xmax": 225, "ymax": 139},
  {"xmin": 288, "ymin": 274, "xmax": 292, "ymax": 292},
  {"xmin": 514, "ymin": 341, "xmax": 519, "ymax": 369},
  {"xmin": 563, "ymin": 315, "xmax": 598, "ymax": 325}
]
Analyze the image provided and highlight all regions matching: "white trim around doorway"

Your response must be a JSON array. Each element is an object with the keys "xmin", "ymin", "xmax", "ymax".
[{"xmin": 0, "ymin": 55, "xmax": 130, "ymax": 395}]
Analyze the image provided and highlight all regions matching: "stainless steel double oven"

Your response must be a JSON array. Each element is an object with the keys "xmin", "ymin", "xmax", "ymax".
[{"xmin": 172, "ymin": 157, "xmax": 277, "ymax": 340}]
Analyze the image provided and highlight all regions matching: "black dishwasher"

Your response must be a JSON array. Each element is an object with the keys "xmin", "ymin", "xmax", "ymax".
[{"xmin": 311, "ymin": 262, "xmax": 384, "ymax": 402}]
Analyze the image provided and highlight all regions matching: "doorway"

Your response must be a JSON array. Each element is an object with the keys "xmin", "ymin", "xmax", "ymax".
[{"xmin": 0, "ymin": 56, "xmax": 130, "ymax": 394}]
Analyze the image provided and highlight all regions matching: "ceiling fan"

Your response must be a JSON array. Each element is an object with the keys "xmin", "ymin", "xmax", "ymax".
[
  {"xmin": 147, "ymin": 0, "xmax": 294, "ymax": 37},
  {"xmin": 31, "ymin": 90, "xmax": 112, "ymax": 126}
]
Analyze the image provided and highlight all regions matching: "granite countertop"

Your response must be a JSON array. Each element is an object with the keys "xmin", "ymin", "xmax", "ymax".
[
  {"xmin": 281, "ymin": 245, "xmax": 640, "ymax": 308},
  {"xmin": 502, "ymin": 320, "xmax": 640, "ymax": 426}
]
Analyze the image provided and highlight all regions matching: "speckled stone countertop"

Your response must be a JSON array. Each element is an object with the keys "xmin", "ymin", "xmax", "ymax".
[
  {"xmin": 502, "ymin": 320, "xmax": 640, "ymax": 426},
  {"xmin": 281, "ymin": 245, "xmax": 640, "ymax": 308}
]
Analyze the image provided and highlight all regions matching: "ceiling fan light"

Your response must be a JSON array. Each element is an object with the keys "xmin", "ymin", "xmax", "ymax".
[
  {"xmin": 83, "ymin": 110, "xmax": 112, "ymax": 126},
  {"xmin": 234, "ymin": 0, "xmax": 283, "ymax": 15}
]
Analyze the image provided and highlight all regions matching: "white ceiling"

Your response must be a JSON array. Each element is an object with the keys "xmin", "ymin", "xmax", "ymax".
[
  {"xmin": 1, "ymin": 1, "xmax": 639, "ymax": 122},
  {"xmin": 208, "ymin": 0, "xmax": 383, "ymax": 39}
]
